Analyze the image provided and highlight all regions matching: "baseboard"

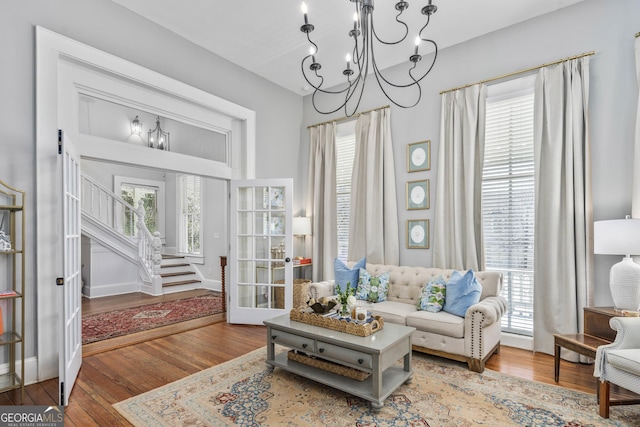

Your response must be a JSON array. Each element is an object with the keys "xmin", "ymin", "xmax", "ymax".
[
  {"xmin": 82, "ymin": 281, "xmax": 138, "ymax": 298},
  {"xmin": 199, "ymin": 279, "xmax": 220, "ymax": 292},
  {"xmin": 0, "ymin": 357, "xmax": 40, "ymax": 385}
]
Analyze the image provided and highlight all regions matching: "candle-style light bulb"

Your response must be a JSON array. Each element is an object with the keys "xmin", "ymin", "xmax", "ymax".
[
  {"xmin": 414, "ymin": 36, "xmax": 421, "ymax": 55},
  {"xmin": 301, "ymin": 2, "xmax": 309, "ymax": 24},
  {"xmin": 353, "ymin": 12, "xmax": 358, "ymax": 30},
  {"xmin": 346, "ymin": 53, "xmax": 351, "ymax": 70}
]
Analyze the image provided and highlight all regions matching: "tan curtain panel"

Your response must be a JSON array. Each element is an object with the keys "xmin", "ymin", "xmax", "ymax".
[
  {"xmin": 348, "ymin": 107, "xmax": 400, "ymax": 265},
  {"xmin": 306, "ymin": 122, "xmax": 337, "ymax": 281},
  {"xmin": 533, "ymin": 57, "xmax": 593, "ymax": 359},
  {"xmin": 433, "ymin": 84, "xmax": 487, "ymax": 271}
]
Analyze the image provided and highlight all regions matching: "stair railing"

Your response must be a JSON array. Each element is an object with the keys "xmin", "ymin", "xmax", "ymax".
[
  {"xmin": 136, "ymin": 201, "xmax": 162, "ymax": 282},
  {"xmin": 81, "ymin": 174, "xmax": 137, "ymax": 237},
  {"xmin": 81, "ymin": 173, "xmax": 161, "ymax": 288}
]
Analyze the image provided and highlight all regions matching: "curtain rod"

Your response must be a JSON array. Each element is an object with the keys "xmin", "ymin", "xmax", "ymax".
[
  {"xmin": 439, "ymin": 50, "xmax": 595, "ymax": 95},
  {"xmin": 307, "ymin": 105, "xmax": 390, "ymax": 129}
]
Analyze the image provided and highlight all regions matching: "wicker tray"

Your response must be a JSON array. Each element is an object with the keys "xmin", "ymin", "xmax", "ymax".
[
  {"xmin": 289, "ymin": 308, "xmax": 383, "ymax": 336},
  {"xmin": 287, "ymin": 350, "xmax": 370, "ymax": 381}
]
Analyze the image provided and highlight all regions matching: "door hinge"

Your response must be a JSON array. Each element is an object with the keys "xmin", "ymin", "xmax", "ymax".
[
  {"xmin": 60, "ymin": 381, "xmax": 65, "ymax": 406},
  {"xmin": 58, "ymin": 129, "xmax": 63, "ymax": 155},
  {"xmin": 56, "ymin": 277, "xmax": 64, "ymax": 286}
]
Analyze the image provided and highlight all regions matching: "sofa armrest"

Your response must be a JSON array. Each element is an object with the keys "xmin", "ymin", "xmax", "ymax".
[
  {"xmin": 465, "ymin": 295, "xmax": 507, "ymax": 327},
  {"xmin": 308, "ymin": 280, "xmax": 336, "ymax": 301}
]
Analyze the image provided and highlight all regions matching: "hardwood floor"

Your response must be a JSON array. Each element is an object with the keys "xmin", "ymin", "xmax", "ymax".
[
  {"xmin": 82, "ymin": 290, "xmax": 225, "ymax": 357},
  {"xmin": 0, "ymin": 292, "xmax": 614, "ymax": 425}
]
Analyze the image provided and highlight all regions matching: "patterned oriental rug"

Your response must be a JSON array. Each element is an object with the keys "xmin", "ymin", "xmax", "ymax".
[
  {"xmin": 82, "ymin": 294, "xmax": 223, "ymax": 344},
  {"xmin": 114, "ymin": 346, "xmax": 640, "ymax": 427}
]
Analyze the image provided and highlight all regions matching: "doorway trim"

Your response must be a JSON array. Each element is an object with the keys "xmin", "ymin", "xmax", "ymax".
[{"xmin": 36, "ymin": 26, "xmax": 255, "ymax": 382}]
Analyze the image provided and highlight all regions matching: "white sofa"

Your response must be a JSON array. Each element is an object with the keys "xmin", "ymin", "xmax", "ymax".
[{"xmin": 304, "ymin": 263, "xmax": 506, "ymax": 373}]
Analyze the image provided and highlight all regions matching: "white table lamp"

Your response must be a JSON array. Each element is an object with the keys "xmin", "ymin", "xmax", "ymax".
[
  {"xmin": 293, "ymin": 217, "xmax": 312, "ymax": 259},
  {"xmin": 594, "ymin": 217, "xmax": 640, "ymax": 311},
  {"xmin": 293, "ymin": 217, "xmax": 312, "ymax": 237}
]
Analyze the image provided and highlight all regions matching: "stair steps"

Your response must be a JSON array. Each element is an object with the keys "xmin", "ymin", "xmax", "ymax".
[{"xmin": 160, "ymin": 255, "xmax": 202, "ymax": 293}]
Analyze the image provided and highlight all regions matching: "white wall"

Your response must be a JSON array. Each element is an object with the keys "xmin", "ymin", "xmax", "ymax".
[
  {"xmin": 81, "ymin": 237, "xmax": 138, "ymax": 298},
  {"xmin": 0, "ymin": 0, "xmax": 303, "ymax": 364},
  {"xmin": 301, "ymin": 0, "xmax": 639, "ymax": 307}
]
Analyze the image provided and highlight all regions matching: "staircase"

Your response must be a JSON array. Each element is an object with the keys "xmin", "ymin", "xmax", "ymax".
[
  {"xmin": 160, "ymin": 255, "xmax": 202, "ymax": 293},
  {"xmin": 80, "ymin": 172, "xmax": 203, "ymax": 296}
]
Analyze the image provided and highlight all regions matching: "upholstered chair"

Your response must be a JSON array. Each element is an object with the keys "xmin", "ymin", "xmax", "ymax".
[{"xmin": 593, "ymin": 316, "xmax": 640, "ymax": 418}]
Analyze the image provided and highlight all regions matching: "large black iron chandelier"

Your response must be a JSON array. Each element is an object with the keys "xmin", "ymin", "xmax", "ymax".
[{"xmin": 300, "ymin": 0, "xmax": 438, "ymax": 116}]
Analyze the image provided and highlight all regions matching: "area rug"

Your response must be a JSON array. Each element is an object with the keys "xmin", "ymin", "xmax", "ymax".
[
  {"xmin": 113, "ymin": 347, "xmax": 640, "ymax": 427},
  {"xmin": 82, "ymin": 294, "xmax": 223, "ymax": 344}
]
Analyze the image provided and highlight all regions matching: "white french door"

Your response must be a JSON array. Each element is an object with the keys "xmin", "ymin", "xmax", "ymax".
[
  {"xmin": 59, "ymin": 132, "xmax": 82, "ymax": 405},
  {"xmin": 229, "ymin": 179, "xmax": 293, "ymax": 324}
]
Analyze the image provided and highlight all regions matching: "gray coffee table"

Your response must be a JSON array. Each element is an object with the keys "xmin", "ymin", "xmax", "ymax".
[{"xmin": 264, "ymin": 314, "xmax": 415, "ymax": 411}]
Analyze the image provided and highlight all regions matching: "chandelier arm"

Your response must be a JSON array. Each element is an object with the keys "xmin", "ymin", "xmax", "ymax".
[
  {"xmin": 311, "ymin": 90, "xmax": 346, "ymax": 116},
  {"xmin": 371, "ymin": 9, "xmax": 409, "ymax": 45},
  {"xmin": 300, "ymin": 57, "xmax": 324, "ymax": 90},
  {"xmin": 343, "ymin": 72, "xmax": 367, "ymax": 117},
  {"xmin": 411, "ymin": 42, "xmax": 438, "ymax": 85},
  {"xmin": 311, "ymin": 74, "xmax": 363, "ymax": 115},
  {"xmin": 306, "ymin": 32, "xmax": 319, "ymax": 55},
  {"xmin": 353, "ymin": 40, "xmax": 365, "ymax": 70},
  {"xmin": 372, "ymin": 69, "xmax": 419, "ymax": 109},
  {"xmin": 367, "ymin": 20, "xmax": 438, "ymax": 89},
  {"xmin": 301, "ymin": 55, "xmax": 359, "ymax": 96},
  {"xmin": 369, "ymin": 52, "xmax": 421, "ymax": 109}
]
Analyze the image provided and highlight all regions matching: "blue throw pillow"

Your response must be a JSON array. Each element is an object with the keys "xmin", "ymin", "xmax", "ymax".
[
  {"xmin": 334, "ymin": 257, "xmax": 366, "ymax": 292},
  {"xmin": 442, "ymin": 269, "xmax": 482, "ymax": 317}
]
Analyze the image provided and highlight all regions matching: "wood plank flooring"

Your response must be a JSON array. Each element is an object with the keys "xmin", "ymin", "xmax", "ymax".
[{"xmin": 0, "ymin": 291, "xmax": 618, "ymax": 425}]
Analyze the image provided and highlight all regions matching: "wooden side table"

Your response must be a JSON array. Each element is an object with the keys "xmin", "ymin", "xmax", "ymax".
[{"xmin": 553, "ymin": 307, "xmax": 617, "ymax": 383}]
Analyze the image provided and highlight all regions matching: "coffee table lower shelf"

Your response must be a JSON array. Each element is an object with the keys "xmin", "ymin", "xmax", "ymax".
[{"xmin": 267, "ymin": 351, "xmax": 412, "ymax": 408}]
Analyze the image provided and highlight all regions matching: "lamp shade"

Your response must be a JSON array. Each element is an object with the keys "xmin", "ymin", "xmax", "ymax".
[
  {"xmin": 293, "ymin": 217, "xmax": 312, "ymax": 236},
  {"xmin": 594, "ymin": 218, "xmax": 640, "ymax": 312},
  {"xmin": 594, "ymin": 219, "xmax": 640, "ymax": 255}
]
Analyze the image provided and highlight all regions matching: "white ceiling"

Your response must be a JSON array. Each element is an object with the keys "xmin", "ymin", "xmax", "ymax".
[{"xmin": 111, "ymin": 0, "xmax": 583, "ymax": 96}]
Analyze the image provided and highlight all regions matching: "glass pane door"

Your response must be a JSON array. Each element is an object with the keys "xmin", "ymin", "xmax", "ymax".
[{"xmin": 229, "ymin": 179, "xmax": 292, "ymax": 324}]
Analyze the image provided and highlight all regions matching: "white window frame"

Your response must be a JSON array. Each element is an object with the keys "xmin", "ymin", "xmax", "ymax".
[
  {"xmin": 177, "ymin": 174, "xmax": 203, "ymax": 258},
  {"xmin": 483, "ymin": 75, "xmax": 536, "ymax": 337},
  {"xmin": 114, "ymin": 175, "xmax": 165, "ymax": 241}
]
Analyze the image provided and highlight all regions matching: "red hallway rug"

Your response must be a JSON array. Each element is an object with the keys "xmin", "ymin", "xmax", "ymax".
[{"xmin": 82, "ymin": 294, "xmax": 224, "ymax": 345}]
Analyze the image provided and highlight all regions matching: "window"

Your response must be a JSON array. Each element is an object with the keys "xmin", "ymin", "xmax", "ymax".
[
  {"xmin": 120, "ymin": 183, "xmax": 159, "ymax": 236},
  {"xmin": 177, "ymin": 175, "xmax": 202, "ymax": 255},
  {"xmin": 335, "ymin": 121, "xmax": 356, "ymax": 262},
  {"xmin": 482, "ymin": 76, "xmax": 536, "ymax": 336}
]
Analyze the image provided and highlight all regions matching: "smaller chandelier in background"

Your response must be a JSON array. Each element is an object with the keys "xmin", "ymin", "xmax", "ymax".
[
  {"xmin": 300, "ymin": 0, "xmax": 438, "ymax": 117},
  {"xmin": 148, "ymin": 116, "xmax": 170, "ymax": 151}
]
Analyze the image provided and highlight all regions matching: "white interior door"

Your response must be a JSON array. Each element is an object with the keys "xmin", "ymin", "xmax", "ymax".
[
  {"xmin": 229, "ymin": 179, "xmax": 293, "ymax": 324},
  {"xmin": 59, "ymin": 131, "xmax": 82, "ymax": 405}
]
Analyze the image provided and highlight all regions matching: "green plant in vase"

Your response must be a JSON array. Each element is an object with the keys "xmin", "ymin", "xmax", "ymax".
[{"xmin": 336, "ymin": 282, "xmax": 357, "ymax": 318}]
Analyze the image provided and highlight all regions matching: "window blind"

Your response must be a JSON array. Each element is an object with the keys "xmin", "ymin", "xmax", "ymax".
[
  {"xmin": 335, "ymin": 131, "xmax": 356, "ymax": 262},
  {"xmin": 483, "ymin": 89, "xmax": 535, "ymax": 336}
]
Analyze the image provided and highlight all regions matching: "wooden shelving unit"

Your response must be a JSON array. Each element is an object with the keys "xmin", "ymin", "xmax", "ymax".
[{"xmin": 0, "ymin": 179, "xmax": 25, "ymax": 402}]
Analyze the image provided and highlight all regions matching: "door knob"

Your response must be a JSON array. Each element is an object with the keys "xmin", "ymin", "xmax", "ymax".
[{"xmin": 285, "ymin": 257, "xmax": 291, "ymax": 263}]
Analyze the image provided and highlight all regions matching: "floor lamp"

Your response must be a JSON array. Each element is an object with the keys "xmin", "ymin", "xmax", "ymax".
[{"xmin": 594, "ymin": 217, "xmax": 640, "ymax": 312}]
